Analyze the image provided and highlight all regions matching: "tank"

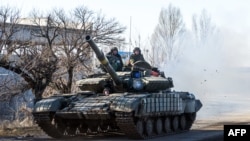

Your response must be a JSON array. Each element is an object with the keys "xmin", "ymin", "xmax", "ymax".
[{"xmin": 32, "ymin": 35, "xmax": 202, "ymax": 139}]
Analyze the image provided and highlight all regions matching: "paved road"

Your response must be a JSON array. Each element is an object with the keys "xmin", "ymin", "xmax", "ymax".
[
  {"xmin": 0, "ymin": 119, "xmax": 226, "ymax": 141},
  {"xmin": 0, "ymin": 130, "xmax": 223, "ymax": 141},
  {"xmin": 2, "ymin": 111, "xmax": 250, "ymax": 141}
]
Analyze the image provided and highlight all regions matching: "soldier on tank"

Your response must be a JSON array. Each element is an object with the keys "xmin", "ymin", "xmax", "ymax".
[
  {"xmin": 106, "ymin": 47, "xmax": 124, "ymax": 71},
  {"xmin": 128, "ymin": 47, "xmax": 160, "ymax": 76},
  {"xmin": 128, "ymin": 47, "xmax": 145, "ymax": 67}
]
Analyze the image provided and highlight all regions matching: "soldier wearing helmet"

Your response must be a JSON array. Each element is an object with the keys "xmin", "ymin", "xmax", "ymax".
[
  {"xmin": 105, "ymin": 47, "xmax": 123, "ymax": 71},
  {"xmin": 128, "ymin": 47, "xmax": 145, "ymax": 66}
]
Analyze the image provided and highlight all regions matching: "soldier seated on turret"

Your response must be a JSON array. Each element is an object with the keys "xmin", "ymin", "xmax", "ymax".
[
  {"xmin": 106, "ymin": 47, "xmax": 124, "ymax": 71},
  {"xmin": 123, "ymin": 47, "xmax": 145, "ymax": 71},
  {"xmin": 128, "ymin": 47, "xmax": 145, "ymax": 67}
]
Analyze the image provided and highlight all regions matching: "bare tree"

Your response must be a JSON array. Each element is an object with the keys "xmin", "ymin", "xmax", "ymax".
[
  {"xmin": 44, "ymin": 6, "xmax": 126, "ymax": 94},
  {"xmin": 150, "ymin": 4, "xmax": 185, "ymax": 66},
  {"xmin": 192, "ymin": 9, "xmax": 215, "ymax": 46},
  {"xmin": 92, "ymin": 11, "xmax": 126, "ymax": 45},
  {"xmin": 48, "ymin": 7, "xmax": 93, "ymax": 93},
  {"xmin": 0, "ymin": 5, "xmax": 126, "ymax": 99},
  {"xmin": 0, "ymin": 6, "xmax": 20, "ymax": 54},
  {"xmin": 0, "ymin": 6, "xmax": 30, "ymax": 99},
  {"xmin": 27, "ymin": 6, "xmax": 126, "ymax": 96}
]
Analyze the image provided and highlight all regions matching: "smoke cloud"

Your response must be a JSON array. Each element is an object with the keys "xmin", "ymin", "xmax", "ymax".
[{"xmin": 161, "ymin": 28, "xmax": 250, "ymax": 120}]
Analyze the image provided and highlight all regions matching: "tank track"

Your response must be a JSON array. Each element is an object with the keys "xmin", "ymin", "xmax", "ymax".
[
  {"xmin": 115, "ymin": 112, "xmax": 196, "ymax": 139},
  {"xmin": 33, "ymin": 112, "xmax": 119, "ymax": 138},
  {"xmin": 33, "ymin": 112, "xmax": 196, "ymax": 139},
  {"xmin": 33, "ymin": 112, "xmax": 67, "ymax": 138}
]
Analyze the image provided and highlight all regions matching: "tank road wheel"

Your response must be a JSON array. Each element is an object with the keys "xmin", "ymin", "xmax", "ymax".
[
  {"xmin": 77, "ymin": 124, "xmax": 88, "ymax": 135},
  {"xmin": 172, "ymin": 116, "xmax": 179, "ymax": 131},
  {"xmin": 155, "ymin": 118, "xmax": 163, "ymax": 135},
  {"xmin": 69, "ymin": 126, "xmax": 77, "ymax": 136},
  {"xmin": 164, "ymin": 117, "xmax": 171, "ymax": 133},
  {"xmin": 54, "ymin": 121, "xmax": 67, "ymax": 136},
  {"xmin": 179, "ymin": 115, "xmax": 186, "ymax": 130},
  {"xmin": 75, "ymin": 127, "xmax": 81, "ymax": 135},
  {"xmin": 145, "ymin": 119, "xmax": 154, "ymax": 136},
  {"xmin": 60, "ymin": 123, "xmax": 77, "ymax": 137},
  {"xmin": 63, "ymin": 126, "xmax": 75, "ymax": 136},
  {"xmin": 63, "ymin": 127, "xmax": 69, "ymax": 136},
  {"xmin": 136, "ymin": 120, "xmax": 144, "ymax": 136}
]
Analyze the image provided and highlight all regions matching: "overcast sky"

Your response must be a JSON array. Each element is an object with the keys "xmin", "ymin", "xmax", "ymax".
[
  {"xmin": 1, "ymin": 0, "xmax": 249, "ymax": 67},
  {"xmin": 1, "ymin": 0, "xmax": 249, "ymax": 41}
]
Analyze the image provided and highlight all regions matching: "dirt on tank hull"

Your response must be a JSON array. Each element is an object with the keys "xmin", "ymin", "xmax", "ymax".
[{"xmin": 32, "ymin": 35, "xmax": 202, "ymax": 139}]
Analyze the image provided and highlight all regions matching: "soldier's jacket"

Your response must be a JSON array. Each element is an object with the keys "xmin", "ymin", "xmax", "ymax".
[
  {"xmin": 106, "ymin": 53, "xmax": 123, "ymax": 71},
  {"xmin": 129, "ymin": 54, "xmax": 145, "ymax": 66}
]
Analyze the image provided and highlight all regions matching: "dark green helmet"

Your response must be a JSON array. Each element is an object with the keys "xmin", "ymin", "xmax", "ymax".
[
  {"xmin": 133, "ymin": 47, "xmax": 141, "ymax": 53},
  {"xmin": 111, "ymin": 47, "xmax": 118, "ymax": 52}
]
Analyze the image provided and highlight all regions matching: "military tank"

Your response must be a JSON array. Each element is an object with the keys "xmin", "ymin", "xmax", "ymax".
[{"xmin": 32, "ymin": 35, "xmax": 202, "ymax": 139}]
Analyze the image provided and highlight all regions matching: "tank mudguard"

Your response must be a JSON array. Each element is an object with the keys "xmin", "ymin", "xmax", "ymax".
[
  {"xmin": 33, "ymin": 97, "xmax": 66, "ymax": 112},
  {"xmin": 195, "ymin": 99, "xmax": 202, "ymax": 112},
  {"xmin": 184, "ymin": 99, "xmax": 202, "ymax": 113}
]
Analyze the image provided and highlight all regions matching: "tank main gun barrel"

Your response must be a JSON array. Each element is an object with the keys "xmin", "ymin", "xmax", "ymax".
[{"xmin": 85, "ymin": 35, "xmax": 122, "ymax": 86}]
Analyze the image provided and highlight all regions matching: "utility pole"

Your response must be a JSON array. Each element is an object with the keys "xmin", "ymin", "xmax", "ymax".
[{"xmin": 129, "ymin": 16, "xmax": 132, "ymax": 54}]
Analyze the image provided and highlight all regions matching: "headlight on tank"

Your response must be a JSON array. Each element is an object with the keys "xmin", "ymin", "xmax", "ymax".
[{"xmin": 132, "ymin": 79, "xmax": 144, "ymax": 90}]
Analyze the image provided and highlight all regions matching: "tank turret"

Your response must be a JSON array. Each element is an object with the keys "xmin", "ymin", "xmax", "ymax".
[{"xmin": 77, "ymin": 35, "xmax": 174, "ymax": 93}]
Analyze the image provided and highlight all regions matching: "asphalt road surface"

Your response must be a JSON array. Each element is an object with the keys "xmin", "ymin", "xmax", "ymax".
[
  {"xmin": 2, "ymin": 113, "xmax": 250, "ymax": 141},
  {"xmin": 0, "ymin": 129, "xmax": 224, "ymax": 141}
]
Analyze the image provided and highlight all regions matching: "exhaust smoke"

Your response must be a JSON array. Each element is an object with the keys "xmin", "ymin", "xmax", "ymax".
[{"xmin": 162, "ymin": 28, "xmax": 250, "ymax": 120}]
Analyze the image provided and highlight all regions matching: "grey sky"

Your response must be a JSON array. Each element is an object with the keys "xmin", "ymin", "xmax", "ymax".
[
  {"xmin": 1, "ymin": 0, "xmax": 249, "ymax": 67},
  {"xmin": 1, "ymin": 0, "xmax": 249, "ymax": 39}
]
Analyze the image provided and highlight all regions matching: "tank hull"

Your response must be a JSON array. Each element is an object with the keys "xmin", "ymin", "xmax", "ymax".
[{"xmin": 33, "ymin": 91, "xmax": 202, "ymax": 139}]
